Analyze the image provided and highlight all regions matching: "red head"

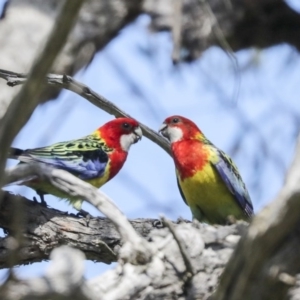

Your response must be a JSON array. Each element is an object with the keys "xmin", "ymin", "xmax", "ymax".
[
  {"xmin": 97, "ymin": 118, "xmax": 142, "ymax": 151},
  {"xmin": 159, "ymin": 115, "xmax": 204, "ymax": 143}
]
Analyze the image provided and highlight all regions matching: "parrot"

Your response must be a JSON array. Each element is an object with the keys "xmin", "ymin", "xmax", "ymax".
[
  {"xmin": 159, "ymin": 115, "xmax": 253, "ymax": 225},
  {"xmin": 8, "ymin": 118, "xmax": 142, "ymax": 215}
]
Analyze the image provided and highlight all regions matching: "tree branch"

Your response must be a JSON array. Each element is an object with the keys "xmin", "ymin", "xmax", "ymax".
[
  {"xmin": 161, "ymin": 216, "xmax": 195, "ymax": 279},
  {"xmin": 0, "ymin": 0, "xmax": 85, "ymax": 192},
  {"xmin": 1, "ymin": 246, "xmax": 98, "ymax": 300},
  {"xmin": 0, "ymin": 192, "xmax": 159, "ymax": 267},
  {"xmin": 4, "ymin": 163, "xmax": 153, "ymax": 264},
  {"xmin": 5, "ymin": 144, "xmax": 300, "ymax": 299},
  {"xmin": 0, "ymin": 69, "xmax": 171, "ymax": 155},
  {"xmin": 1, "ymin": 206, "xmax": 247, "ymax": 299},
  {"xmin": 214, "ymin": 135, "xmax": 300, "ymax": 300},
  {"xmin": 144, "ymin": 0, "xmax": 300, "ymax": 60}
]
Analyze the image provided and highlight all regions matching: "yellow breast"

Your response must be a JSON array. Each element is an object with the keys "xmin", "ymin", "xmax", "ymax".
[{"xmin": 177, "ymin": 163, "xmax": 244, "ymax": 224}]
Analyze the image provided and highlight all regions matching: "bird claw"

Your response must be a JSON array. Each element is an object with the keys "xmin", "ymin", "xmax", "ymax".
[
  {"xmin": 40, "ymin": 198, "xmax": 47, "ymax": 207},
  {"xmin": 76, "ymin": 209, "xmax": 93, "ymax": 226},
  {"xmin": 76, "ymin": 209, "xmax": 90, "ymax": 218},
  {"xmin": 33, "ymin": 196, "xmax": 47, "ymax": 207}
]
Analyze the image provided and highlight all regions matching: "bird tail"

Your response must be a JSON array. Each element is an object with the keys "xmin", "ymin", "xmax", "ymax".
[
  {"xmin": 8, "ymin": 147, "xmax": 24, "ymax": 159},
  {"xmin": 6, "ymin": 147, "xmax": 37, "ymax": 187}
]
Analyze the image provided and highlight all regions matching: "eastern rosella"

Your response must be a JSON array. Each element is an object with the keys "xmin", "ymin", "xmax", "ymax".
[
  {"xmin": 159, "ymin": 115, "xmax": 253, "ymax": 224},
  {"xmin": 8, "ymin": 118, "xmax": 142, "ymax": 213}
]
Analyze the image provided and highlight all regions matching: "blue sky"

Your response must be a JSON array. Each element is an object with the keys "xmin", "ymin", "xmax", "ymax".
[{"xmin": 1, "ymin": 0, "xmax": 300, "ymax": 280}]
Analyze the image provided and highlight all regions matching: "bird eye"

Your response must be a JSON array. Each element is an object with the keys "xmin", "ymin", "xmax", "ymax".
[
  {"xmin": 172, "ymin": 117, "xmax": 180, "ymax": 123},
  {"xmin": 122, "ymin": 122, "xmax": 131, "ymax": 129}
]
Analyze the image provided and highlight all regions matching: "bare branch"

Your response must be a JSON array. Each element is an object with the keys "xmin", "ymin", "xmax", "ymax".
[
  {"xmin": 87, "ymin": 221, "xmax": 243, "ymax": 300},
  {"xmin": 161, "ymin": 216, "xmax": 195, "ymax": 279},
  {"xmin": 0, "ymin": 192, "xmax": 161, "ymax": 267},
  {"xmin": 5, "ymin": 163, "xmax": 153, "ymax": 264},
  {"xmin": 1, "ymin": 246, "xmax": 98, "ymax": 300},
  {"xmin": 214, "ymin": 134, "xmax": 300, "ymax": 300},
  {"xmin": 0, "ymin": 0, "xmax": 85, "ymax": 191},
  {"xmin": 1, "ymin": 219, "xmax": 246, "ymax": 300},
  {"xmin": 171, "ymin": 0, "xmax": 183, "ymax": 63},
  {"xmin": 144, "ymin": 0, "xmax": 300, "ymax": 60},
  {"xmin": 0, "ymin": 69, "xmax": 171, "ymax": 156}
]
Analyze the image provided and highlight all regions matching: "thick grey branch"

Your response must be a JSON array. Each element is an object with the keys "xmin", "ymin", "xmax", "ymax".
[
  {"xmin": 0, "ymin": 69, "xmax": 171, "ymax": 155},
  {"xmin": 1, "ymin": 246, "xmax": 98, "ymax": 300},
  {"xmin": 1, "ymin": 204, "xmax": 247, "ymax": 300},
  {"xmin": 144, "ymin": 0, "xmax": 300, "ymax": 61},
  {"xmin": 0, "ymin": 192, "xmax": 158, "ymax": 267},
  {"xmin": 0, "ymin": 191, "xmax": 247, "ymax": 300},
  {"xmin": 214, "ymin": 135, "xmax": 300, "ymax": 300},
  {"xmin": 0, "ymin": 0, "xmax": 85, "ymax": 191},
  {"xmin": 87, "ymin": 221, "xmax": 244, "ymax": 300}
]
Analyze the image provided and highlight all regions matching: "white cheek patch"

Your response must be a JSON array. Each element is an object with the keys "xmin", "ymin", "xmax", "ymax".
[
  {"xmin": 120, "ymin": 133, "xmax": 135, "ymax": 151},
  {"xmin": 167, "ymin": 127, "xmax": 183, "ymax": 143}
]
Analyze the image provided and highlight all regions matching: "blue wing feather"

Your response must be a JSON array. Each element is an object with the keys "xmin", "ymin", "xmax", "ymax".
[
  {"xmin": 212, "ymin": 150, "xmax": 253, "ymax": 217},
  {"xmin": 11, "ymin": 137, "xmax": 110, "ymax": 180},
  {"xmin": 30, "ymin": 152, "xmax": 108, "ymax": 180}
]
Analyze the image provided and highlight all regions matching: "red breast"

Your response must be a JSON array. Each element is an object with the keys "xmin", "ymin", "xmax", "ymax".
[{"xmin": 172, "ymin": 140, "xmax": 209, "ymax": 180}]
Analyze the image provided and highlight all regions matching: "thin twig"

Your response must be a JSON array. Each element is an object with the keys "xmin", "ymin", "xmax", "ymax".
[
  {"xmin": 172, "ymin": 0, "xmax": 183, "ymax": 63},
  {"xmin": 161, "ymin": 216, "xmax": 195, "ymax": 279},
  {"xmin": 200, "ymin": 0, "xmax": 240, "ymax": 104},
  {"xmin": 0, "ymin": 69, "xmax": 171, "ymax": 156}
]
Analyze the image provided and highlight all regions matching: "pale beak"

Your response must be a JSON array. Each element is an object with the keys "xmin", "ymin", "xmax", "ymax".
[
  {"xmin": 159, "ymin": 123, "xmax": 168, "ymax": 138},
  {"xmin": 133, "ymin": 126, "xmax": 142, "ymax": 143}
]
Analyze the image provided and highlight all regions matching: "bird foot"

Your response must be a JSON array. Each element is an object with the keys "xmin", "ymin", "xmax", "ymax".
[
  {"xmin": 33, "ymin": 196, "xmax": 48, "ymax": 207},
  {"xmin": 40, "ymin": 198, "xmax": 47, "ymax": 207},
  {"xmin": 226, "ymin": 215, "xmax": 237, "ymax": 225},
  {"xmin": 76, "ymin": 209, "xmax": 91, "ymax": 218},
  {"xmin": 76, "ymin": 209, "xmax": 93, "ymax": 226}
]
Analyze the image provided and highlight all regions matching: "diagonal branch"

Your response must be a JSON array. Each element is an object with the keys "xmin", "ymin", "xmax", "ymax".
[
  {"xmin": 161, "ymin": 216, "xmax": 194, "ymax": 280},
  {"xmin": 214, "ymin": 134, "xmax": 300, "ymax": 300},
  {"xmin": 0, "ymin": 69, "xmax": 171, "ymax": 156},
  {"xmin": 5, "ymin": 163, "xmax": 153, "ymax": 264},
  {"xmin": 0, "ymin": 0, "xmax": 85, "ymax": 192}
]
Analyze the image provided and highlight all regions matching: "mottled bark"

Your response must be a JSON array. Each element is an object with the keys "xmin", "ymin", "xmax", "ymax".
[
  {"xmin": 0, "ymin": 192, "xmax": 246, "ymax": 300},
  {"xmin": 144, "ymin": 0, "xmax": 300, "ymax": 61},
  {"xmin": 0, "ymin": 192, "xmax": 158, "ymax": 267}
]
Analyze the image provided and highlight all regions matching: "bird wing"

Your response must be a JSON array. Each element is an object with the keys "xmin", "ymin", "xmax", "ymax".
[
  {"xmin": 211, "ymin": 149, "xmax": 254, "ymax": 217},
  {"xmin": 14, "ymin": 136, "xmax": 111, "ymax": 180},
  {"xmin": 176, "ymin": 176, "xmax": 188, "ymax": 206}
]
